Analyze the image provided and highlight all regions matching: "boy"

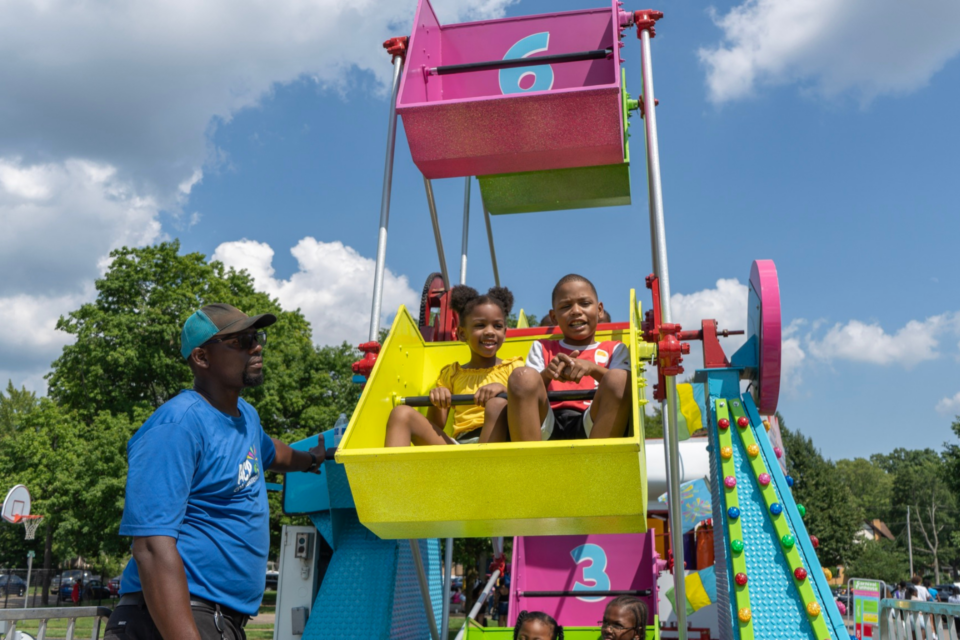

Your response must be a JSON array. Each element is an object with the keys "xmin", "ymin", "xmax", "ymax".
[{"xmin": 507, "ymin": 274, "xmax": 631, "ymax": 441}]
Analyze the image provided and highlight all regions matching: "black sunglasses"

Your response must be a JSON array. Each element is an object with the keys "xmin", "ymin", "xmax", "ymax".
[{"xmin": 204, "ymin": 330, "xmax": 267, "ymax": 351}]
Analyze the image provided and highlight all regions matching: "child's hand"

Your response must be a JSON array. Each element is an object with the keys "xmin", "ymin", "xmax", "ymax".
[
  {"xmin": 545, "ymin": 351, "xmax": 580, "ymax": 380},
  {"xmin": 430, "ymin": 387, "xmax": 453, "ymax": 409},
  {"xmin": 474, "ymin": 383, "xmax": 507, "ymax": 407},
  {"xmin": 558, "ymin": 355, "xmax": 596, "ymax": 382}
]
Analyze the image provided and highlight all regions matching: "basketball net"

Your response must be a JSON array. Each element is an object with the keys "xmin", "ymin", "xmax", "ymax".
[{"xmin": 14, "ymin": 515, "xmax": 43, "ymax": 540}]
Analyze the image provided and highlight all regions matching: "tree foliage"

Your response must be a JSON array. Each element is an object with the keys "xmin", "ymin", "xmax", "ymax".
[
  {"xmin": 779, "ymin": 413, "xmax": 861, "ymax": 566},
  {"xmin": 845, "ymin": 539, "xmax": 910, "ymax": 585}
]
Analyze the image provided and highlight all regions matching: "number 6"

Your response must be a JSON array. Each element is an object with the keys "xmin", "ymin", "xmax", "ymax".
[{"xmin": 499, "ymin": 32, "xmax": 555, "ymax": 95}]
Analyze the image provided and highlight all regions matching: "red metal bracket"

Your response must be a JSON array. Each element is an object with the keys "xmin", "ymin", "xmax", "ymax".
[
  {"xmin": 383, "ymin": 36, "xmax": 409, "ymax": 62},
  {"xmin": 638, "ymin": 96, "xmax": 660, "ymax": 119},
  {"xmin": 642, "ymin": 274, "xmax": 689, "ymax": 400},
  {"xmin": 351, "ymin": 341, "xmax": 381, "ymax": 381},
  {"xmin": 634, "ymin": 10, "xmax": 664, "ymax": 38}
]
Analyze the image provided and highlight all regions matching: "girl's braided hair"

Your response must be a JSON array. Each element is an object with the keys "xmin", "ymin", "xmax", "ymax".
[
  {"xmin": 606, "ymin": 596, "xmax": 648, "ymax": 640},
  {"xmin": 514, "ymin": 610, "xmax": 564, "ymax": 640},
  {"xmin": 449, "ymin": 285, "xmax": 514, "ymax": 325}
]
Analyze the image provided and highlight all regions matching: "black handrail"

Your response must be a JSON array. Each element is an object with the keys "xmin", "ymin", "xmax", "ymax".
[{"xmin": 431, "ymin": 48, "xmax": 612, "ymax": 76}]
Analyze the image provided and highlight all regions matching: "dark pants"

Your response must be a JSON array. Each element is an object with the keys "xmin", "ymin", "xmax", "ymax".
[{"xmin": 103, "ymin": 599, "xmax": 247, "ymax": 640}]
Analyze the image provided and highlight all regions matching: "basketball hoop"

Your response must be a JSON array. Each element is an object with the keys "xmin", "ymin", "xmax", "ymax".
[{"xmin": 14, "ymin": 515, "xmax": 43, "ymax": 540}]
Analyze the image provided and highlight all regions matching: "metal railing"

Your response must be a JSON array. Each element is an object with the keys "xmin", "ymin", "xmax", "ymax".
[
  {"xmin": 0, "ymin": 606, "xmax": 111, "ymax": 640},
  {"xmin": 880, "ymin": 598, "xmax": 960, "ymax": 640}
]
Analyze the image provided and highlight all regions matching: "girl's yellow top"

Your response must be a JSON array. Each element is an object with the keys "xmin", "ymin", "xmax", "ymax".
[{"xmin": 436, "ymin": 357, "xmax": 524, "ymax": 436}]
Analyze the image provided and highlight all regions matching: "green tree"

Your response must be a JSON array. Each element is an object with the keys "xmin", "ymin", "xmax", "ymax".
[
  {"xmin": 845, "ymin": 539, "xmax": 910, "ymax": 585},
  {"xmin": 0, "ymin": 381, "xmax": 39, "ymax": 436},
  {"xmin": 835, "ymin": 458, "xmax": 894, "ymax": 523},
  {"xmin": 872, "ymin": 448, "xmax": 956, "ymax": 583},
  {"xmin": 779, "ymin": 414, "xmax": 861, "ymax": 566}
]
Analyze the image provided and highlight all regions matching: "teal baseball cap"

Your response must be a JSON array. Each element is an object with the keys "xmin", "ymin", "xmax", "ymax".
[{"xmin": 180, "ymin": 303, "xmax": 277, "ymax": 359}]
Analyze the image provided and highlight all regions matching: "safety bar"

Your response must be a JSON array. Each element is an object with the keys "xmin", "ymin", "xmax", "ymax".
[
  {"xmin": 399, "ymin": 389, "xmax": 597, "ymax": 407},
  {"xmin": 431, "ymin": 49, "xmax": 613, "ymax": 76},
  {"xmin": 519, "ymin": 589, "xmax": 651, "ymax": 598},
  {"xmin": 0, "ymin": 606, "xmax": 113, "ymax": 640}
]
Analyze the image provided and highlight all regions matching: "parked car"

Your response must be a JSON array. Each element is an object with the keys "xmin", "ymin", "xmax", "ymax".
[
  {"xmin": 54, "ymin": 570, "xmax": 96, "ymax": 599},
  {"xmin": 0, "ymin": 574, "xmax": 26, "ymax": 597},
  {"xmin": 108, "ymin": 576, "xmax": 122, "ymax": 596},
  {"xmin": 82, "ymin": 579, "xmax": 112, "ymax": 601},
  {"xmin": 265, "ymin": 561, "xmax": 278, "ymax": 590}
]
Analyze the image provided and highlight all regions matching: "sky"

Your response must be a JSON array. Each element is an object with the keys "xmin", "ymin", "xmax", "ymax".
[{"xmin": 1, "ymin": 0, "xmax": 959, "ymax": 461}]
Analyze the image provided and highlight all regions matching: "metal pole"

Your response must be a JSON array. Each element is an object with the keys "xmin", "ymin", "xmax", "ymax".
[
  {"xmin": 368, "ymin": 57, "xmax": 404, "ymax": 342},
  {"xmin": 907, "ymin": 506, "xmax": 914, "ymax": 577},
  {"xmin": 481, "ymin": 202, "xmax": 501, "ymax": 288},
  {"xmin": 409, "ymin": 540, "xmax": 441, "ymax": 640},
  {"xmin": 441, "ymin": 538, "xmax": 454, "ymax": 640},
  {"xmin": 639, "ymin": 26, "xmax": 687, "ymax": 640},
  {"xmin": 424, "ymin": 177, "xmax": 452, "ymax": 289},
  {"xmin": 454, "ymin": 569, "xmax": 501, "ymax": 640},
  {"xmin": 23, "ymin": 554, "xmax": 32, "ymax": 609},
  {"xmin": 460, "ymin": 177, "xmax": 471, "ymax": 285}
]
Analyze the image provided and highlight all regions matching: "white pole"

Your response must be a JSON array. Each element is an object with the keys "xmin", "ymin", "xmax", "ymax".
[
  {"xmin": 481, "ymin": 203, "xmax": 501, "ymax": 288},
  {"xmin": 424, "ymin": 177, "xmax": 452, "ymax": 289},
  {"xmin": 639, "ymin": 24, "xmax": 687, "ymax": 640},
  {"xmin": 454, "ymin": 569, "xmax": 501, "ymax": 640},
  {"xmin": 368, "ymin": 57, "xmax": 404, "ymax": 342},
  {"xmin": 460, "ymin": 177, "xmax": 470, "ymax": 285},
  {"xmin": 23, "ymin": 553, "xmax": 33, "ymax": 609},
  {"xmin": 409, "ymin": 540, "xmax": 441, "ymax": 640},
  {"xmin": 907, "ymin": 506, "xmax": 914, "ymax": 577},
  {"xmin": 441, "ymin": 538, "xmax": 454, "ymax": 640}
]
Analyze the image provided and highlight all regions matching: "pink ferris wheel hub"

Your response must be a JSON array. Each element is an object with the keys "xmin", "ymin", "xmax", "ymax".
[{"xmin": 749, "ymin": 259, "xmax": 782, "ymax": 414}]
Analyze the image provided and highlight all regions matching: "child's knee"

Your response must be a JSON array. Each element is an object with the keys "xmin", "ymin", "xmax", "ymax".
[
  {"xmin": 508, "ymin": 367, "xmax": 541, "ymax": 395},
  {"xmin": 388, "ymin": 404, "xmax": 418, "ymax": 425},
  {"xmin": 601, "ymin": 369, "xmax": 629, "ymax": 397}
]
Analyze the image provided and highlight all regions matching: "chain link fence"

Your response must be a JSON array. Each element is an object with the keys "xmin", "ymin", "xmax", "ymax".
[{"xmin": 0, "ymin": 568, "xmax": 120, "ymax": 609}]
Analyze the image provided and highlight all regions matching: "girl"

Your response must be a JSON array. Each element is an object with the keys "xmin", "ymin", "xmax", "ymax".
[
  {"xmin": 385, "ymin": 285, "xmax": 521, "ymax": 446},
  {"xmin": 513, "ymin": 611, "xmax": 563, "ymax": 640},
  {"xmin": 600, "ymin": 596, "xmax": 647, "ymax": 640}
]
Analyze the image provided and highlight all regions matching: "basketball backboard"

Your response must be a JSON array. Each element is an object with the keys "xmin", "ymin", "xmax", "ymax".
[{"xmin": 2, "ymin": 485, "xmax": 31, "ymax": 523}]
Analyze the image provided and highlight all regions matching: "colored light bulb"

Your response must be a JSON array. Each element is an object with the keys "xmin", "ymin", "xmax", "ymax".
[
  {"xmin": 728, "ymin": 507, "xmax": 740, "ymax": 520},
  {"xmin": 731, "ymin": 539, "xmax": 744, "ymax": 553},
  {"xmin": 718, "ymin": 418, "xmax": 730, "ymax": 430},
  {"xmin": 807, "ymin": 602, "xmax": 821, "ymax": 617},
  {"xmin": 774, "ymin": 446, "xmax": 783, "ymax": 459},
  {"xmin": 794, "ymin": 567, "xmax": 808, "ymax": 581},
  {"xmin": 725, "ymin": 476, "xmax": 737, "ymax": 488},
  {"xmin": 758, "ymin": 473, "xmax": 771, "ymax": 486},
  {"xmin": 786, "ymin": 475, "xmax": 795, "ymax": 487},
  {"xmin": 810, "ymin": 535, "xmax": 820, "ymax": 549},
  {"xmin": 797, "ymin": 504, "xmax": 806, "ymax": 517},
  {"xmin": 747, "ymin": 444, "xmax": 760, "ymax": 458},
  {"xmin": 770, "ymin": 503, "xmax": 782, "ymax": 516},
  {"xmin": 721, "ymin": 446, "xmax": 733, "ymax": 460},
  {"xmin": 782, "ymin": 534, "xmax": 796, "ymax": 548},
  {"xmin": 735, "ymin": 573, "xmax": 748, "ymax": 586},
  {"xmin": 737, "ymin": 416, "xmax": 749, "ymax": 428},
  {"xmin": 738, "ymin": 608, "xmax": 752, "ymax": 623}
]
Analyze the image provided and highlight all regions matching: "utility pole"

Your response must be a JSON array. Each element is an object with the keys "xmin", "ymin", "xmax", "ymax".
[{"xmin": 907, "ymin": 506, "xmax": 914, "ymax": 577}]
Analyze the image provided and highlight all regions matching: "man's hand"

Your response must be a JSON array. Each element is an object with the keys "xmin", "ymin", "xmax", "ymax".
[
  {"xmin": 306, "ymin": 444, "xmax": 325, "ymax": 473},
  {"xmin": 430, "ymin": 386, "xmax": 453, "ymax": 410},
  {"xmin": 474, "ymin": 383, "xmax": 506, "ymax": 407}
]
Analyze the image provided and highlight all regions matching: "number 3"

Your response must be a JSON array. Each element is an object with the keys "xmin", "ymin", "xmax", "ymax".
[
  {"xmin": 571, "ymin": 543, "xmax": 611, "ymax": 603},
  {"xmin": 499, "ymin": 32, "xmax": 555, "ymax": 95}
]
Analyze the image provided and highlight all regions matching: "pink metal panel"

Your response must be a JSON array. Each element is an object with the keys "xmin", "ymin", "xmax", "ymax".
[
  {"xmin": 749, "ymin": 260, "xmax": 781, "ymax": 414},
  {"xmin": 509, "ymin": 532, "xmax": 658, "ymax": 628},
  {"xmin": 398, "ymin": 0, "xmax": 625, "ymax": 179}
]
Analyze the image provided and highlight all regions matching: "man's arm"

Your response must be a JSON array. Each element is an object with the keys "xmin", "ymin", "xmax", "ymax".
[
  {"xmin": 133, "ymin": 536, "xmax": 201, "ymax": 640},
  {"xmin": 269, "ymin": 438, "xmax": 325, "ymax": 473}
]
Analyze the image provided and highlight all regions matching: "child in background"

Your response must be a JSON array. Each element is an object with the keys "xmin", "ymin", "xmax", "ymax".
[
  {"xmin": 385, "ymin": 286, "xmax": 521, "ymax": 446},
  {"xmin": 507, "ymin": 274, "xmax": 631, "ymax": 441},
  {"xmin": 600, "ymin": 596, "xmax": 647, "ymax": 640},
  {"xmin": 513, "ymin": 611, "xmax": 564, "ymax": 640}
]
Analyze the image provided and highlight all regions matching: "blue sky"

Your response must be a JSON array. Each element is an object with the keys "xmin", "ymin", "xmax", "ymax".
[{"xmin": 2, "ymin": 0, "xmax": 959, "ymax": 461}]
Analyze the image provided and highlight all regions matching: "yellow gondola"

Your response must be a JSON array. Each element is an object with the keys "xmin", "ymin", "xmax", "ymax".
[{"xmin": 336, "ymin": 290, "xmax": 653, "ymax": 540}]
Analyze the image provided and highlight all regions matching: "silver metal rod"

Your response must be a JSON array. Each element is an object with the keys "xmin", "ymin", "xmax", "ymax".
[
  {"xmin": 424, "ymin": 177, "xmax": 451, "ymax": 289},
  {"xmin": 907, "ymin": 506, "xmax": 914, "ymax": 577},
  {"xmin": 23, "ymin": 554, "xmax": 33, "ymax": 609},
  {"xmin": 409, "ymin": 539, "xmax": 441, "ymax": 640},
  {"xmin": 367, "ymin": 57, "xmax": 404, "ymax": 342},
  {"xmin": 482, "ymin": 201, "xmax": 501, "ymax": 288},
  {"xmin": 441, "ymin": 538, "xmax": 454, "ymax": 640},
  {"xmin": 639, "ymin": 27, "xmax": 687, "ymax": 640},
  {"xmin": 454, "ymin": 569, "xmax": 501, "ymax": 640},
  {"xmin": 460, "ymin": 177, "xmax": 471, "ymax": 285}
]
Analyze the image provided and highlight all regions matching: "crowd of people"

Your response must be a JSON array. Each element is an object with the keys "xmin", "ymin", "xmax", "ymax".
[{"xmin": 893, "ymin": 576, "xmax": 960, "ymax": 603}]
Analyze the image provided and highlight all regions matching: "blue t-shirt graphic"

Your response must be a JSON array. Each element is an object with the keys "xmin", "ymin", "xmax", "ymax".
[{"xmin": 119, "ymin": 390, "xmax": 276, "ymax": 615}]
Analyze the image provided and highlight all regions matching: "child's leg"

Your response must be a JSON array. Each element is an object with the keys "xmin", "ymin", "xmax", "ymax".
[
  {"xmin": 384, "ymin": 405, "xmax": 453, "ymax": 447},
  {"xmin": 479, "ymin": 397, "xmax": 509, "ymax": 443},
  {"xmin": 587, "ymin": 369, "xmax": 631, "ymax": 439},
  {"xmin": 506, "ymin": 367, "xmax": 550, "ymax": 441}
]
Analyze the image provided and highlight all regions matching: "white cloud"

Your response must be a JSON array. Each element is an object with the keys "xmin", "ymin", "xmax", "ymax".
[
  {"xmin": 670, "ymin": 277, "xmax": 752, "ymax": 365},
  {"xmin": 212, "ymin": 238, "xmax": 418, "ymax": 346},
  {"xmin": 699, "ymin": 0, "xmax": 960, "ymax": 104},
  {"xmin": 805, "ymin": 314, "xmax": 954, "ymax": 368},
  {"xmin": 936, "ymin": 391, "xmax": 960, "ymax": 415}
]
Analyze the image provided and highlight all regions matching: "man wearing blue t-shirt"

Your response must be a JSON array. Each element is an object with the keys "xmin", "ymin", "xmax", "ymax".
[{"xmin": 104, "ymin": 303, "xmax": 326, "ymax": 640}]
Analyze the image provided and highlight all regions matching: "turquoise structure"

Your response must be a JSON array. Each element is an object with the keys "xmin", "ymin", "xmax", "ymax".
[{"xmin": 284, "ymin": 430, "xmax": 444, "ymax": 639}]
